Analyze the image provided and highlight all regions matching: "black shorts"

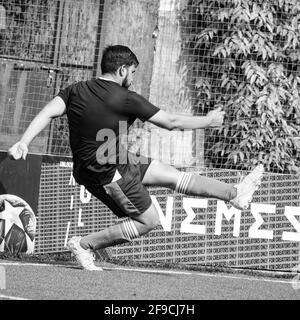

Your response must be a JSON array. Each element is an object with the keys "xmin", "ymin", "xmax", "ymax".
[{"xmin": 76, "ymin": 155, "xmax": 153, "ymax": 218}]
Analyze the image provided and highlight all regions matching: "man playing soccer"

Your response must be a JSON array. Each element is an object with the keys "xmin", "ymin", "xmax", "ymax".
[{"xmin": 8, "ymin": 45, "xmax": 264, "ymax": 271}]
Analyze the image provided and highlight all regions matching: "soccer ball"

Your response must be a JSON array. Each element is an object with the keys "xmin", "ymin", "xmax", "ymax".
[{"xmin": 0, "ymin": 194, "xmax": 36, "ymax": 254}]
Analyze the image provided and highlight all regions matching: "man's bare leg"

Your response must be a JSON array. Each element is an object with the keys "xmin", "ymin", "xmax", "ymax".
[{"xmin": 142, "ymin": 160, "xmax": 263, "ymax": 210}]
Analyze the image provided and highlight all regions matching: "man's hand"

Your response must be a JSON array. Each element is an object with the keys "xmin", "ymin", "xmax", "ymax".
[
  {"xmin": 207, "ymin": 107, "xmax": 225, "ymax": 128},
  {"xmin": 8, "ymin": 142, "xmax": 28, "ymax": 160}
]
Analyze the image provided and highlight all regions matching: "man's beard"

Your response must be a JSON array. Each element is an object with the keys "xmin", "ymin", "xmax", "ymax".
[{"xmin": 122, "ymin": 76, "xmax": 131, "ymax": 88}]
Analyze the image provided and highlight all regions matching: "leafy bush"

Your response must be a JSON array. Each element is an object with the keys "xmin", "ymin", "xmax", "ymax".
[{"xmin": 181, "ymin": 0, "xmax": 300, "ymax": 173}]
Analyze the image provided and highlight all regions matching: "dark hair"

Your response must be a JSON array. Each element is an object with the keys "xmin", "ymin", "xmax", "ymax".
[{"xmin": 100, "ymin": 45, "xmax": 139, "ymax": 74}]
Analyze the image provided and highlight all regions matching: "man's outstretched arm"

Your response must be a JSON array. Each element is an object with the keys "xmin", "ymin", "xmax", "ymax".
[
  {"xmin": 147, "ymin": 107, "xmax": 225, "ymax": 130},
  {"xmin": 8, "ymin": 96, "xmax": 66, "ymax": 160}
]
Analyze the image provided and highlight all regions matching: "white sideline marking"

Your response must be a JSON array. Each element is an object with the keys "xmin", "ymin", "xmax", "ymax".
[
  {"xmin": 108, "ymin": 266, "xmax": 297, "ymax": 285},
  {"xmin": 0, "ymin": 261, "xmax": 296, "ymax": 285},
  {"xmin": 0, "ymin": 294, "xmax": 30, "ymax": 300}
]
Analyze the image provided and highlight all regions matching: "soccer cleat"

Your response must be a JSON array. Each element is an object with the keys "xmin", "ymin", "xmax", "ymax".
[
  {"xmin": 230, "ymin": 164, "xmax": 264, "ymax": 210},
  {"xmin": 67, "ymin": 236, "xmax": 103, "ymax": 271}
]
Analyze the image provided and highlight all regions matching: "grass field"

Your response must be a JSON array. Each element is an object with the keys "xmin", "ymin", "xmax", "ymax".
[{"xmin": 0, "ymin": 252, "xmax": 300, "ymax": 302}]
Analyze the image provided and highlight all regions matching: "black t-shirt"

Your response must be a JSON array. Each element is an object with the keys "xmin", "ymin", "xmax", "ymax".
[{"xmin": 57, "ymin": 78, "xmax": 160, "ymax": 185}]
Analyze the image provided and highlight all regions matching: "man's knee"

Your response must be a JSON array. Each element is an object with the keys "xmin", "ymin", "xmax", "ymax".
[
  {"xmin": 135, "ymin": 202, "xmax": 161, "ymax": 232},
  {"xmin": 143, "ymin": 215, "xmax": 161, "ymax": 231},
  {"xmin": 146, "ymin": 213, "xmax": 161, "ymax": 230}
]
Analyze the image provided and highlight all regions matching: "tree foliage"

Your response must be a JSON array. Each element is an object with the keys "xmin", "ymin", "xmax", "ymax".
[{"xmin": 181, "ymin": 0, "xmax": 300, "ymax": 173}]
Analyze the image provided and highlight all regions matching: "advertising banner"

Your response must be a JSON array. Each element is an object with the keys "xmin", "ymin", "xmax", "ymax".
[
  {"xmin": 0, "ymin": 152, "xmax": 42, "ymax": 254},
  {"xmin": 35, "ymin": 160, "xmax": 300, "ymax": 271}
]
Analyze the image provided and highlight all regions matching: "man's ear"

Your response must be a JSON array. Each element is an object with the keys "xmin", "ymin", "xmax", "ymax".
[{"xmin": 119, "ymin": 65, "xmax": 127, "ymax": 77}]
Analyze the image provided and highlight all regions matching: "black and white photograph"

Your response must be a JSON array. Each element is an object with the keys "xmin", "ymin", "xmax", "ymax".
[{"xmin": 0, "ymin": 0, "xmax": 300, "ymax": 305}]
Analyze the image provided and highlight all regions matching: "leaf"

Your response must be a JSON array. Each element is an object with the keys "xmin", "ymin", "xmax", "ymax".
[
  {"xmin": 233, "ymin": 154, "xmax": 238, "ymax": 164},
  {"xmin": 250, "ymin": 74, "xmax": 257, "ymax": 85},
  {"xmin": 239, "ymin": 151, "xmax": 245, "ymax": 162},
  {"xmin": 262, "ymin": 48, "xmax": 267, "ymax": 60}
]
